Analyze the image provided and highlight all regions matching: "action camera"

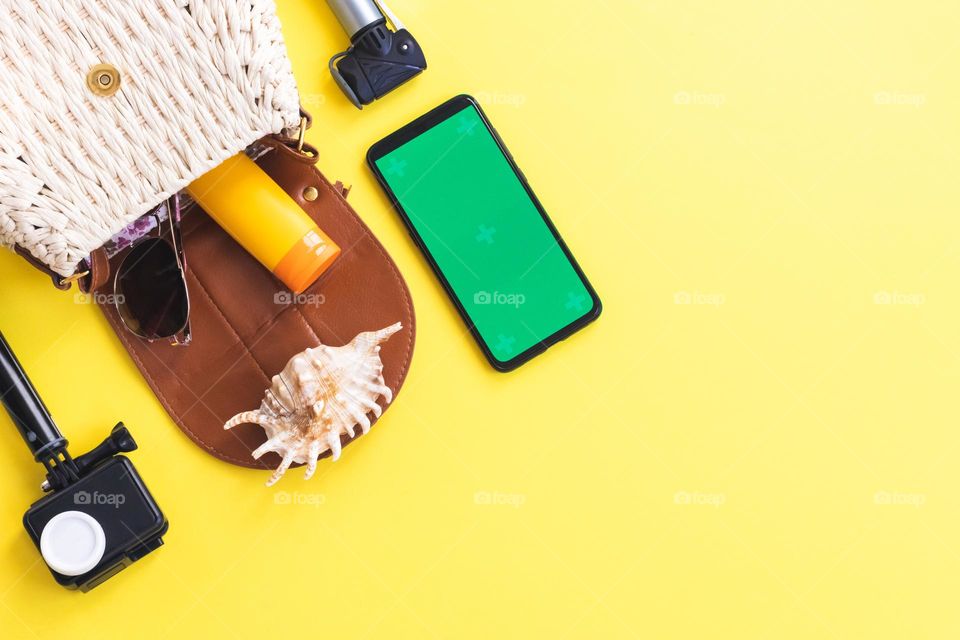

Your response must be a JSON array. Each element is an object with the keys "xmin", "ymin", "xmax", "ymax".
[{"xmin": 1, "ymin": 331, "xmax": 168, "ymax": 591}]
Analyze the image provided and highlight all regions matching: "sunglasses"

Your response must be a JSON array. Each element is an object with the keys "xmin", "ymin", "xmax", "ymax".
[{"xmin": 113, "ymin": 194, "xmax": 191, "ymax": 346}]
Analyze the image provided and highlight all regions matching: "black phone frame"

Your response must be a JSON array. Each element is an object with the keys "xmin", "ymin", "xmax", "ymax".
[{"xmin": 368, "ymin": 94, "xmax": 602, "ymax": 372}]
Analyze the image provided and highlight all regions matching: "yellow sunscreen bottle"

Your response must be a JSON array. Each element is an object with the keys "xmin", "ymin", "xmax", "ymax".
[{"xmin": 186, "ymin": 154, "xmax": 340, "ymax": 294}]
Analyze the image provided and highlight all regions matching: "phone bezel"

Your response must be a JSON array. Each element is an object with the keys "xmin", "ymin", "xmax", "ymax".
[{"xmin": 367, "ymin": 94, "xmax": 601, "ymax": 372}]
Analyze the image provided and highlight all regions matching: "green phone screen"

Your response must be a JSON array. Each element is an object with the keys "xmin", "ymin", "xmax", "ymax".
[{"xmin": 375, "ymin": 104, "xmax": 594, "ymax": 363}]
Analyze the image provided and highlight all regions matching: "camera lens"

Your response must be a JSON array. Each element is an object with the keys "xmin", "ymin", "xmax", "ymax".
[{"xmin": 39, "ymin": 510, "xmax": 106, "ymax": 577}]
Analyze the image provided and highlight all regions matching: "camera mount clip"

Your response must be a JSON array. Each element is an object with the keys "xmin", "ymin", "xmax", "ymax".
[{"xmin": 327, "ymin": 0, "xmax": 427, "ymax": 108}]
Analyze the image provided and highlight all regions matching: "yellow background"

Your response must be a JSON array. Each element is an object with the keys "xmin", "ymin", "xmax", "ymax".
[{"xmin": 2, "ymin": 1, "xmax": 959, "ymax": 637}]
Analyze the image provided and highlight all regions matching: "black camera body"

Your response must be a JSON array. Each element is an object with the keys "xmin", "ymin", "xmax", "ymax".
[
  {"xmin": 327, "ymin": 0, "xmax": 426, "ymax": 108},
  {"xmin": 1, "ymin": 331, "xmax": 168, "ymax": 592},
  {"xmin": 23, "ymin": 454, "xmax": 167, "ymax": 591}
]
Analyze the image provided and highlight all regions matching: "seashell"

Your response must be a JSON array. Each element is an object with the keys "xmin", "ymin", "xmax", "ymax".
[{"xmin": 224, "ymin": 322, "xmax": 402, "ymax": 486}]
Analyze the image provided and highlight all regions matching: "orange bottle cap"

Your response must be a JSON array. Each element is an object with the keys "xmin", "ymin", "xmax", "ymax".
[{"xmin": 273, "ymin": 227, "xmax": 340, "ymax": 294}]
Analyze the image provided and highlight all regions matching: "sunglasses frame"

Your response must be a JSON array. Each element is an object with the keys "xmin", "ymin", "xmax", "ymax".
[{"xmin": 113, "ymin": 194, "xmax": 191, "ymax": 346}]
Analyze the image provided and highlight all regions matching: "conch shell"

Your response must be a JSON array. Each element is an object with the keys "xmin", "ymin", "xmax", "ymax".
[{"xmin": 225, "ymin": 323, "xmax": 402, "ymax": 486}]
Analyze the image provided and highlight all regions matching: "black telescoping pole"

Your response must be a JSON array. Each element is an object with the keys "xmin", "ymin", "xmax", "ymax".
[{"xmin": 0, "ymin": 331, "xmax": 68, "ymax": 462}]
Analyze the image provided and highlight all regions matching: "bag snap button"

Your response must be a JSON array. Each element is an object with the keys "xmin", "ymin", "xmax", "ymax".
[
  {"xmin": 87, "ymin": 64, "xmax": 121, "ymax": 96},
  {"xmin": 303, "ymin": 186, "xmax": 319, "ymax": 201}
]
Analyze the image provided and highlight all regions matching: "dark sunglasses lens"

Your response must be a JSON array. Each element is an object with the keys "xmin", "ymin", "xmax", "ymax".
[{"xmin": 116, "ymin": 238, "xmax": 188, "ymax": 339}]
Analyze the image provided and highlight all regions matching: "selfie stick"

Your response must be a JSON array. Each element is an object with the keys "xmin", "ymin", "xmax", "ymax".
[{"xmin": 1, "ymin": 330, "xmax": 168, "ymax": 591}]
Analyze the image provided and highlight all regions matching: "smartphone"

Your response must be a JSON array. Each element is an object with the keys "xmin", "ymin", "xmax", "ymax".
[{"xmin": 368, "ymin": 95, "xmax": 601, "ymax": 371}]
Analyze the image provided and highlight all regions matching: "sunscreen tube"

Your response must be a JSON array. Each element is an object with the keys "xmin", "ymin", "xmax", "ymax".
[{"xmin": 186, "ymin": 154, "xmax": 340, "ymax": 294}]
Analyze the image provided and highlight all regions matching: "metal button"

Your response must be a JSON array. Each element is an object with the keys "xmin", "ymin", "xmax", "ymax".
[
  {"xmin": 303, "ymin": 186, "xmax": 319, "ymax": 201},
  {"xmin": 87, "ymin": 64, "xmax": 120, "ymax": 97}
]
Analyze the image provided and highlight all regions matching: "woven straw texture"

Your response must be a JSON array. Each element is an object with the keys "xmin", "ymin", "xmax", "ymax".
[{"xmin": 0, "ymin": 0, "xmax": 301, "ymax": 277}]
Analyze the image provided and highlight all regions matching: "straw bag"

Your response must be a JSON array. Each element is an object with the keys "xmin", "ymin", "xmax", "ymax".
[
  {"xmin": 0, "ymin": 0, "xmax": 301, "ymax": 284},
  {"xmin": 0, "ymin": 1, "xmax": 417, "ymax": 472}
]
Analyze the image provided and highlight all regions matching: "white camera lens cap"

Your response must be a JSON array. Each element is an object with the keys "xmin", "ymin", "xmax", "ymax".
[{"xmin": 39, "ymin": 510, "xmax": 106, "ymax": 577}]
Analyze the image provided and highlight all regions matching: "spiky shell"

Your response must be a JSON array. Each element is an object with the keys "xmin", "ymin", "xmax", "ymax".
[{"xmin": 225, "ymin": 322, "xmax": 402, "ymax": 486}]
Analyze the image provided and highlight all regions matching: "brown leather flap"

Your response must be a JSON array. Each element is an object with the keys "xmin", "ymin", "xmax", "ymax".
[{"xmin": 97, "ymin": 145, "xmax": 416, "ymax": 471}]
